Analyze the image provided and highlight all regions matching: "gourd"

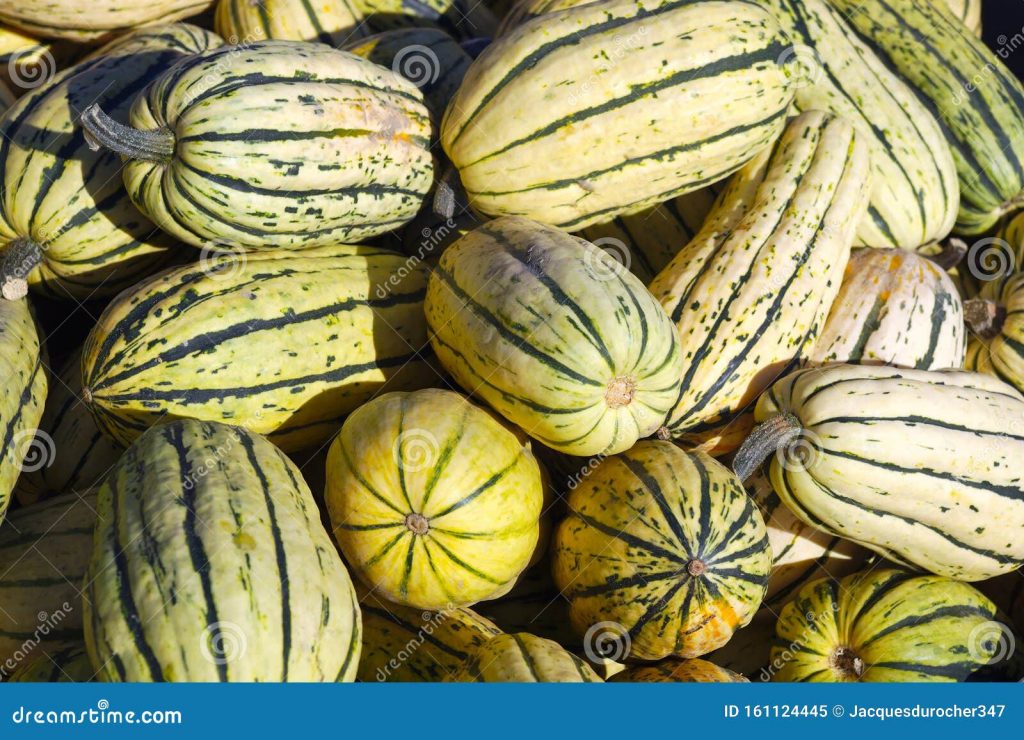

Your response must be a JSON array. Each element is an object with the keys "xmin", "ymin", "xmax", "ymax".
[
  {"xmin": 80, "ymin": 40, "xmax": 434, "ymax": 251},
  {"xmin": 650, "ymin": 111, "xmax": 870, "ymax": 453},
  {"xmin": 326, "ymin": 388, "xmax": 544, "ymax": 610},
  {"xmin": 964, "ymin": 273, "xmax": 1024, "ymax": 394},
  {"xmin": 214, "ymin": 0, "xmax": 365, "ymax": 46},
  {"xmin": 425, "ymin": 216, "xmax": 684, "ymax": 457},
  {"xmin": 611, "ymin": 658, "xmax": 746, "ymax": 683},
  {"xmin": 0, "ymin": 1, "xmax": 215, "ymax": 41},
  {"xmin": 733, "ymin": 364, "xmax": 1024, "ymax": 581},
  {"xmin": 84, "ymin": 420, "xmax": 361, "ymax": 682},
  {"xmin": 441, "ymin": 0, "xmax": 795, "ymax": 230},
  {"xmin": 553, "ymin": 441, "xmax": 771, "ymax": 661},
  {"xmin": 446, "ymin": 633, "xmax": 601, "ymax": 682}
]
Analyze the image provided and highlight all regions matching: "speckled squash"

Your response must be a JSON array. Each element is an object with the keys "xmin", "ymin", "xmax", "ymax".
[
  {"xmin": 0, "ymin": 0, "xmax": 214, "ymax": 40},
  {"xmin": 84, "ymin": 420, "xmax": 362, "ymax": 682},
  {"xmin": 214, "ymin": 0, "xmax": 365, "ymax": 45},
  {"xmin": 446, "ymin": 633, "xmax": 601, "ymax": 682},
  {"xmin": 425, "ymin": 216, "xmax": 684, "ymax": 457},
  {"xmin": 7, "ymin": 644, "xmax": 94, "ymax": 682},
  {"xmin": 771, "ymin": 569, "xmax": 1013, "ymax": 682},
  {"xmin": 965, "ymin": 273, "xmax": 1024, "ymax": 395},
  {"xmin": 611, "ymin": 658, "xmax": 746, "ymax": 683},
  {"xmin": 326, "ymin": 389, "xmax": 544, "ymax": 610},
  {"xmin": 808, "ymin": 248, "xmax": 966, "ymax": 370},
  {"xmin": 553, "ymin": 441, "xmax": 771, "ymax": 661}
]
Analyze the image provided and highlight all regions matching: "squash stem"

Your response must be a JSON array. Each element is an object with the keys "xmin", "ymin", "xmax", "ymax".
[
  {"xmin": 1, "ymin": 237, "xmax": 43, "ymax": 301},
  {"xmin": 964, "ymin": 297, "xmax": 1006, "ymax": 339},
  {"xmin": 732, "ymin": 412, "xmax": 802, "ymax": 481},
  {"xmin": 80, "ymin": 104, "xmax": 175, "ymax": 164}
]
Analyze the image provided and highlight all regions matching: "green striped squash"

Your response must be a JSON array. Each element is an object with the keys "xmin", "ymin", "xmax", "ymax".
[
  {"xmin": 446, "ymin": 633, "xmax": 601, "ymax": 682},
  {"xmin": 0, "ymin": 24, "xmax": 220, "ymax": 301},
  {"xmin": 16, "ymin": 348, "xmax": 122, "ymax": 506},
  {"xmin": 82, "ymin": 246, "xmax": 431, "ymax": 453},
  {"xmin": 934, "ymin": 0, "xmax": 981, "ymax": 34},
  {"xmin": 807, "ymin": 247, "xmax": 966, "ymax": 370},
  {"xmin": 578, "ymin": 186, "xmax": 720, "ymax": 285},
  {"xmin": 345, "ymin": 28, "xmax": 473, "ymax": 123},
  {"xmin": 0, "ymin": 297, "xmax": 46, "ymax": 521},
  {"xmin": 425, "ymin": 216, "xmax": 684, "ymax": 457},
  {"xmin": 7, "ymin": 644, "xmax": 93, "ymax": 682},
  {"xmin": 355, "ymin": 0, "xmax": 498, "ymax": 39},
  {"xmin": 441, "ymin": 0, "xmax": 795, "ymax": 230},
  {"xmin": 733, "ymin": 364, "xmax": 1024, "ymax": 581},
  {"xmin": 326, "ymin": 388, "xmax": 544, "ymax": 610},
  {"xmin": 357, "ymin": 586, "xmax": 502, "ymax": 682},
  {"xmin": 746, "ymin": 469, "xmax": 867, "ymax": 612},
  {"xmin": 611, "ymin": 658, "xmax": 746, "ymax": 683},
  {"xmin": 965, "ymin": 273, "xmax": 1024, "ymax": 394},
  {"xmin": 831, "ymin": 0, "xmax": 1024, "ymax": 235},
  {"xmin": 649, "ymin": 111, "xmax": 871, "ymax": 454},
  {"xmin": 494, "ymin": 0, "xmax": 584, "ymax": 33},
  {"xmin": 0, "ymin": 1, "xmax": 214, "ymax": 40},
  {"xmin": 0, "ymin": 491, "xmax": 96, "ymax": 674},
  {"xmin": 214, "ymin": 0, "xmax": 365, "ymax": 45},
  {"xmin": 84, "ymin": 420, "xmax": 361, "ymax": 682},
  {"xmin": 80, "ymin": 40, "xmax": 433, "ymax": 251},
  {"xmin": 754, "ymin": 0, "xmax": 958, "ymax": 249},
  {"xmin": 772, "ymin": 569, "xmax": 1011, "ymax": 682},
  {"xmin": 998, "ymin": 211, "xmax": 1024, "ymax": 270},
  {"xmin": 553, "ymin": 441, "xmax": 771, "ymax": 661}
]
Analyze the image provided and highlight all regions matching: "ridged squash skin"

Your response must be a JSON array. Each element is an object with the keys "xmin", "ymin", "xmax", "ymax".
[
  {"xmin": 82, "ymin": 246, "xmax": 431, "ymax": 453},
  {"xmin": 214, "ymin": 0, "xmax": 365, "ymax": 45},
  {"xmin": 0, "ymin": 24, "xmax": 220, "ymax": 300},
  {"xmin": 0, "ymin": 297, "xmax": 46, "ymax": 521},
  {"xmin": 441, "ymin": 0, "xmax": 795, "ymax": 230},
  {"xmin": 17, "ymin": 348, "xmax": 122, "ymax": 506},
  {"xmin": 831, "ymin": 0, "xmax": 1024, "ymax": 235},
  {"xmin": 753, "ymin": 0, "xmax": 958, "ymax": 249},
  {"xmin": 965, "ymin": 274, "xmax": 1024, "ymax": 394},
  {"xmin": 772, "ymin": 570, "xmax": 1007, "ymax": 682},
  {"xmin": 7, "ymin": 644, "xmax": 93, "ymax": 683},
  {"xmin": 578, "ymin": 186, "xmax": 719, "ymax": 284},
  {"xmin": 751, "ymin": 364, "xmax": 1024, "ymax": 581},
  {"xmin": 345, "ymin": 28, "xmax": 473, "ymax": 123},
  {"xmin": 446, "ymin": 633, "xmax": 601, "ymax": 682},
  {"xmin": 357, "ymin": 586, "xmax": 502, "ymax": 682},
  {"xmin": 650, "ymin": 111, "xmax": 871, "ymax": 453},
  {"xmin": 0, "ymin": 1, "xmax": 214, "ymax": 40},
  {"xmin": 808, "ymin": 248, "xmax": 966, "ymax": 370},
  {"xmin": 84, "ymin": 420, "xmax": 362, "ymax": 682},
  {"xmin": 612, "ymin": 658, "xmax": 746, "ymax": 683},
  {"xmin": 0, "ymin": 491, "xmax": 96, "ymax": 672},
  {"xmin": 326, "ymin": 389, "xmax": 544, "ymax": 610},
  {"xmin": 553, "ymin": 441, "xmax": 771, "ymax": 661},
  {"xmin": 745, "ymin": 469, "xmax": 866, "ymax": 612},
  {"xmin": 935, "ymin": 0, "xmax": 981, "ymax": 34},
  {"xmin": 354, "ymin": 0, "xmax": 498, "ymax": 38},
  {"xmin": 425, "ymin": 216, "xmax": 684, "ymax": 457},
  {"xmin": 99, "ymin": 41, "xmax": 433, "ymax": 251}
]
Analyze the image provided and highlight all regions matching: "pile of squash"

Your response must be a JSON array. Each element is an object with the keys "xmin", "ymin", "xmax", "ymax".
[{"xmin": 2, "ymin": 0, "xmax": 1024, "ymax": 684}]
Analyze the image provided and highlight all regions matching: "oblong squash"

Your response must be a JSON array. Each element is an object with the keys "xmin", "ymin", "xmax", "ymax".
[
  {"xmin": 81, "ymin": 40, "xmax": 433, "ymax": 251},
  {"xmin": 650, "ymin": 111, "xmax": 871, "ymax": 453},
  {"xmin": 446, "ymin": 633, "xmax": 601, "ymax": 682},
  {"xmin": 831, "ymin": 0, "xmax": 1024, "ymax": 234},
  {"xmin": 0, "ymin": 24, "xmax": 221, "ymax": 301},
  {"xmin": 84, "ymin": 420, "xmax": 361, "ymax": 682},
  {"xmin": 355, "ymin": 0, "xmax": 499, "ymax": 38},
  {"xmin": 772, "ymin": 569, "xmax": 1013, "ymax": 682},
  {"xmin": 611, "ymin": 658, "xmax": 746, "ymax": 683},
  {"xmin": 552, "ymin": 441, "xmax": 771, "ymax": 661},
  {"xmin": 807, "ymin": 247, "xmax": 966, "ymax": 370},
  {"xmin": 754, "ymin": 0, "xmax": 958, "ymax": 249},
  {"xmin": 965, "ymin": 273, "xmax": 1024, "ymax": 395},
  {"xmin": 214, "ymin": 0, "xmax": 365, "ymax": 45},
  {"xmin": 0, "ymin": 0, "xmax": 214, "ymax": 41},
  {"xmin": 441, "ymin": 0, "xmax": 795, "ymax": 230},
  {"xmin": 7, "ymin": 644, "xmax": 93, "ymax": 683},
  {"xmin": 82, "ymin": 246, "xmax": 431, "ymax": 452},
  {"xmin": 326, "ymin": 389, "xmax": 544, "ymax": 610},
  {"xmin": 425, "ymin": 216, "xmax": 684, "ymax": 457},
  {"xmin": 734, "ymin": 364, "xmax": 1024, "ymax": 581}
]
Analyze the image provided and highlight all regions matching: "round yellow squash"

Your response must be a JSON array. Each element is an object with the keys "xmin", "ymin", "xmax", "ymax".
[
  {"xmin": 446, "ymin": 633, "xmax": 601, "ymax": 682},
  {"xmin": 611, "ymin": 657, "xmax": 746, "ymax": 683}
]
